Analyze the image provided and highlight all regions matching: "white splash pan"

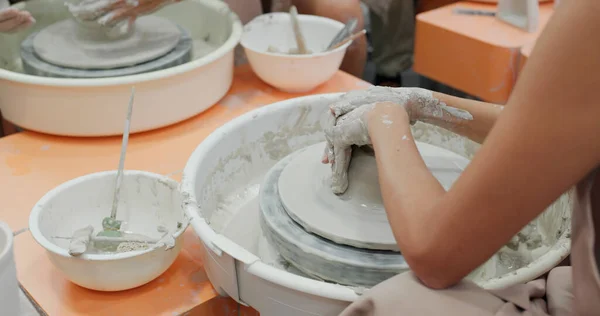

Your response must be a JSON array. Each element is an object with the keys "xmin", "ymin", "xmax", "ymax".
[
  {"xmin": 181, "ymin": 94, "xmax": 572, "ymax": 315},
  {"xmin": 0, "ymin": 0, "xmax": 242, "ymax": 137}
]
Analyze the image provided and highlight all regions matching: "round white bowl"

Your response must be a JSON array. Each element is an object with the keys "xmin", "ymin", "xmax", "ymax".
[
  {"xmin": 181, "ymin": 93, "xmax": 572, "ymax": 315},
  {"xmin": 0, "ymin": 0, "xmax": 242, "ymax": 137},
  {"xmin": 241, "ymin": 13, "xmax": 352, "ymax": 93},
  {"xmin": 0, "ymin": 221, "xmax": 20, "ymax": 316},
  {"xmin": 29, "ymin": 170, "xmax": 188, "ymax": 291}
]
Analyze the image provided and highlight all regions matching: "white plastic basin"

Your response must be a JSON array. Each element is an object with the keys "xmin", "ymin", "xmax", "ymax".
[{"xmin": 181, "ymin": 93, "xmax": 572, "ymax": 315}]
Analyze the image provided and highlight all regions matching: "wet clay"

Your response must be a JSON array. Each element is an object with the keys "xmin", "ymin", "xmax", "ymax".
[
  {"xmin": 260, "ymin": 152, "xmax": 408, "ymax": 287},
  {"xmin": 33, "ymin": 16, "xmax": 180, "ymax": 69},
  {"xmin": 277, "ymin": 141, "xmax": 470, "ymax": 251}
]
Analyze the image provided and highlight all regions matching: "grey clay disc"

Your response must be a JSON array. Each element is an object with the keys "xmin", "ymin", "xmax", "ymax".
[
  {"xmin": 277, "ymin": 142, "xmax": 470, "ymax": 251},
  {"xmin": 259, "ymin": 149, "xmax": 409, "ymax": 287},
  {"xmin": 33, "ymin": 16, "xmax": 181, "ymax": 70}
]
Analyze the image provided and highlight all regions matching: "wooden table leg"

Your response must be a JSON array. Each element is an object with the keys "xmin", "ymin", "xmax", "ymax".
[{"xmin": 0, "ymin": 111, "xmax": 18, "ymax": 137}]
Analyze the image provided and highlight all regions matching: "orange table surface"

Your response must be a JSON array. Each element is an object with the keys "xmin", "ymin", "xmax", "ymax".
[
  {"xmin": 414, "ymin": 1, "xmax": 554, "ymax": 103},
  {"xmin": 1, "ymin": 65, "xmax": 370, "ymax": 316}
]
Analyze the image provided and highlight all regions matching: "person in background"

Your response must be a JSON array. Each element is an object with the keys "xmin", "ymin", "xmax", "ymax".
[
  {"xmin": 364, "ymin": 0, "xmax": 463, "ymax": 87},
  {"xmin": 363, "ymin": 0, "xmax": 415, "ymax": 87}
]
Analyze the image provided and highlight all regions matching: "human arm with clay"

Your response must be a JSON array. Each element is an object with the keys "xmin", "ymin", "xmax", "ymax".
[
  {"xmin": 322, "ymin": 86, "xmax": 501, "ymax": 194},
  {"xmin": 323, "ymin": 0, "xmax": 600, "ymax": 291}
]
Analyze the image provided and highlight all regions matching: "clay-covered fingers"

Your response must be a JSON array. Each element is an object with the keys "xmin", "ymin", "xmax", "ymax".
[
  {"xmin": 324, "ymin": 105, "xmax": 374, "ymax": 194},
  {"xmin": 321, "ymin": 107, "xmax": 337, "ymax": 164},
  {"xmin": 325, "ymin": 104, "xmax": 374, "ymax": 148},
  {"xmin": 321, "ymin": 92, "xmax": 366, "ymax": 164},
  {"xmin": 0, "ymin": 9, "xmax": 35, "ymax": 33},
  {"xmin": 330, "ymin": 145, "xmax": 352, "ymax": 194},
  {"xmin": 323, "ymin": 105, "xmax": 372, "ymax": 166},
  {"xmin": 329, "ymin": 87, "xmax": 402, "ymax": 117},
  {"xmin": 322, "ymin": 86, "xmax": 405, "ymax": 163}
]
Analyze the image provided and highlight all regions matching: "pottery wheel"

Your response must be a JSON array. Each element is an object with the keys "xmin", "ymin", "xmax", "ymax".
[
  {"xmin": 20, "ymin": 25, "xmax": 192, "ymax": 78},
  {"xmin": 277, "ymin": 142, "xmax": 470, "ymax": 252},
  {"xmin": 260, "ymin": 141, "xmax": 471, "ymax": 287},
  {"xmin": 260, "ymin": 152, "xmax": 409, "ymax": 287},
  {"xmin": 32, "ymin": 16, "xmax": 181, "ymax": 70}
]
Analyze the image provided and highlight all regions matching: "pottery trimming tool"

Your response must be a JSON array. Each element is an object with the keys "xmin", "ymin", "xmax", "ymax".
[
  {"xmin": 328, "ymin": 29, "xmax": 366, "ymax": 51},
  {"xmin": 289, "ymin": 6, "xmax": 309, "ymax": 54},
  {"xmin": 68, "ymin": 88, "xmax": 135, "ymax": 256},
  {"xmin": 327, "ymin": 18, "xmax": 358, "ymax": 50},
  {"xmin": 97, "ymin": 87, "xmax": 135, "ymax": 247}
]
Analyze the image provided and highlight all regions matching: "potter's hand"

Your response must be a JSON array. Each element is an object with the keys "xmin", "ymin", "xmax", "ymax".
[
  {"xmin": 0, "ymin": 8, "xmax": 35, "ymax": 33},
  {"xmin": 67, "ymin": 0, "xmax": 179, "ymax": 28},
  {"xmin": 321, "ymin": 86, "xmax": 421, "ymax": 165},
  {"xmin": 323, "ymin": 87, "xmax": 473, "ymax": 194},
  {"xmin": 322, "ymin": 87, "xmax": 475, "ymax": 164},
  {"xmin": 324, "ymin": 103, "xmax": 379, "ymax": 194}
]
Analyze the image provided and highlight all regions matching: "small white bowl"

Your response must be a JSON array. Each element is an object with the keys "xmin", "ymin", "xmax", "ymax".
[
  {"xmin": 29, "ymin": 170, "xmax": 188, "ymax": 291},
  {"xmin": 241, "ymin": 13, "xmax": 352, "ymax": 93}
]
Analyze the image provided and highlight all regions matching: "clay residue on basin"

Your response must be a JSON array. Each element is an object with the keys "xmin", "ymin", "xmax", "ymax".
[{"xmin": 186, "ymin": 95, "xmax": 572, "ymax": 289}]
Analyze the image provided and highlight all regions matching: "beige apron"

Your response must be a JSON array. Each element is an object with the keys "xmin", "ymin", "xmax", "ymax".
[{"xmin": 341, "ymin": 171, "xmax": 600, "ymax": 316}]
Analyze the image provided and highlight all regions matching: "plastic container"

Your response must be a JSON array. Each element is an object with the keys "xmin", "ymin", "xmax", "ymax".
[{"xmin": 181, "ymin": 93, "xmax": 572, "ymax": 315}]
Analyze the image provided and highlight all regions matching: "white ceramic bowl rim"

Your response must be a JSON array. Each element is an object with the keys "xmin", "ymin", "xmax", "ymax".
[
  {"xmin": 240, "ymin": 12, "xmax": 353, "ymax": 59},
  {"xmin": 0, "ymin": 0, "xmax": 243, "ymax": 87},
  {"xmin": 0, "ymin": 222, "xmax": 14, "ymax": 262},
  {"xmin": 29, "ymin": 170, "xmax": 188, "ymax": 261}
]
